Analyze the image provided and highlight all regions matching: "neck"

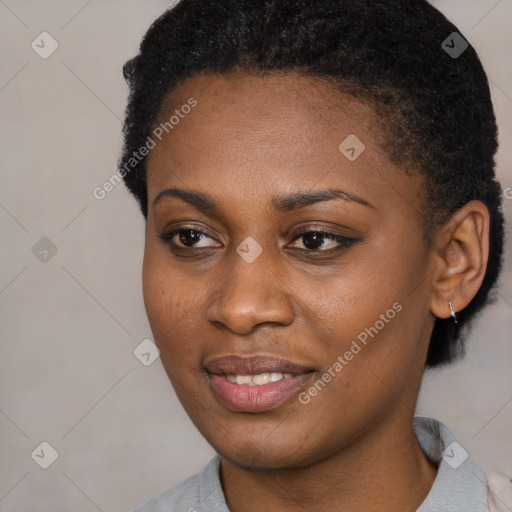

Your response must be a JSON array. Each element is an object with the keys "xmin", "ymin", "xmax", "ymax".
[{"xmin": 219, "ymin": 412, "xmax": 438, "ymax": 512}]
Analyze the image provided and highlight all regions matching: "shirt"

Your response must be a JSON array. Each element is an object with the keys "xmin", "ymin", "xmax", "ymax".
[{"xmin": 132, "ymin": 416, "xmax": 506, "ymax": 511}]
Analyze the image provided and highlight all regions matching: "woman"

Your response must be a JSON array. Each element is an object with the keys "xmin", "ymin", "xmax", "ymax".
[{"xmin": 119, "ymin": 0, "xmax": 508, "ymax": 510}]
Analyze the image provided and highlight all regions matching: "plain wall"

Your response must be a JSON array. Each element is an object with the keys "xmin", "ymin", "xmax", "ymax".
[{"xmin": 0, "ymin": 1, "xmax": 511, "ymax": 511}]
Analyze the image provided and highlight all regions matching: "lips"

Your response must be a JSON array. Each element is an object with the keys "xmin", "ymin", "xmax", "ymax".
[
  {"xmin": 204, "ymin": 354, "xmax": 314, "ymax": 376},
  {"xmin": 204, "ymin": 354, "xmax": 316, "ymax": 412}
]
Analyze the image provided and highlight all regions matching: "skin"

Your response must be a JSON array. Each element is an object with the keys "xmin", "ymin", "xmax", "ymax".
[{"xmin": 142, "ymin": 70, "xmax": 489, "ymax": 512}]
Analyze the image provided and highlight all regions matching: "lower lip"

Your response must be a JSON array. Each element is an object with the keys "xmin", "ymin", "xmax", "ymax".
[{"xmin": 207, "ymin": 373, "xmax": 314, "ymax": 412}]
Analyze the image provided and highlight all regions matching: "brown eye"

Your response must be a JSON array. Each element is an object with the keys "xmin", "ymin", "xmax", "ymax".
[
  {"xmin": 289, "ymin": 230, "xmax": 357, "ymax": 252},
  {"xmin": 158, "ymin": 228, "xmax": 220, "ymax": 249}
]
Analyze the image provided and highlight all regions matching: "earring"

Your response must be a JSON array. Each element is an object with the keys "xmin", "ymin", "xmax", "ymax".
[{"xmin": 449, "ymin": 301, "xmax": 457, "ymax": 324}]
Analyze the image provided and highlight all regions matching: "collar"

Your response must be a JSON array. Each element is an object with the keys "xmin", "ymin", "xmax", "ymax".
[{"xmin": 414, "ymin": 416, "xmax": 490, "ymax": 511}]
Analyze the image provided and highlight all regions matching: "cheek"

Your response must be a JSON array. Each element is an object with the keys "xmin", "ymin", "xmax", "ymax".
[
  {"xmin": 141, "ymin": 239, "xmax": 216, "ymax": 382},
  {"xmin": 308, "ymin": 241, "xmax": 431, "ymax": 385},
  {"xmin": 142, "ymin": 247, "xmax": 170, "ymax": 331},
  {"xmin": 141, "ymin": 249, "xmax": 212, "ymax": 431},
  {"xmin": 142, "ymin": 242, "xmax": 191, "ymax": 347}
]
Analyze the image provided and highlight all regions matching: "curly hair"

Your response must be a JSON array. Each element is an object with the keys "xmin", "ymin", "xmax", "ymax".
[{"xmin": 119, "ymin": 0, "xmax": 505, "ymax": 368}]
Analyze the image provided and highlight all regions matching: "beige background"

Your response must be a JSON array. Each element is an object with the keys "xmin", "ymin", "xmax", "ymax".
[{"xmin": 0, "ymin": 1, "xmax": 511, "ymax": 511}]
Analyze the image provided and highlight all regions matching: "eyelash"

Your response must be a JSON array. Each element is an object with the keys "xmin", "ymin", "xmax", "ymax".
[{"xmin": 157, "ymin": 227, "xmax": 359, "ymax": 255}]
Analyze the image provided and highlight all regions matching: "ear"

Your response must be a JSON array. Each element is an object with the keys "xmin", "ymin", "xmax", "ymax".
[{"xmin": 430, "ymin": 200, "xmax": 490, "ymax": 320}]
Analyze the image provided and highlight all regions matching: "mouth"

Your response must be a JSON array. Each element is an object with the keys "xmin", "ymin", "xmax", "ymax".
[{"xmin": 204, "ymin": 354, "xmax": 316, "ymax": 412}]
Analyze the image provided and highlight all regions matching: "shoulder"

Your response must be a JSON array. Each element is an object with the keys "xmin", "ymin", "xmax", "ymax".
[
  {"xmin": 413, "ymin": 416, "xmax": 511, "ymax": 512},
  {"xmin": 130, "ymin": 455, "xmax": 222, "ymax": 512},
  {"xmin": 487, "ymin": 470, "xmax": 512, "ymax": 512},
  {"xmin": 130, "ymin": 471, "xmax": 201, "ymax": 512}
]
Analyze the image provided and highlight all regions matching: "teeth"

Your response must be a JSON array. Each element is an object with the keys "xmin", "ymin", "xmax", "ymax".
[
  {"xmin": 252, "ymin": 373, "xmax": 270, "ymax": 385},
  {"xmin": 235, "ymin": 375, "xmax": 252, "ymax": 385},
  {"xmin": 225, "ymin": 372, "xmax": 295, "ymax": 386}
]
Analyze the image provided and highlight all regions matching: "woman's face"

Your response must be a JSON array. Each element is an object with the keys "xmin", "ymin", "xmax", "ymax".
[{"xmin": 143, "ymin": 71, "xmax": 437, "ymax": 470}]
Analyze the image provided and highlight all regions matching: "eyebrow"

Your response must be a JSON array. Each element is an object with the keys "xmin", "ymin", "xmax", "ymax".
[{"xmin": 152, "ymin": 187, "xmax": 375, "ymax": 213}]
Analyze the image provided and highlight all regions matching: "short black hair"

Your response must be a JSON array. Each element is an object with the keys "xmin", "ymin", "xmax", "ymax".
[{"xmin": 119, "ymin": 0, "xmax": 505, "ymax": 368}]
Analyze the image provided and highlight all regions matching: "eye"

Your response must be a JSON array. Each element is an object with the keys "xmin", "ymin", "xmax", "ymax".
[
  {"xmin": 157, "ymin": 227, "xmax": 359, "ymax": 255},
  {"xmin": 288, "ymin": 229, "xmax": 358, "ymax": 252},
  {"xmin": 157, "ymin": 228, "xmax": 220, "ymax": 249}
]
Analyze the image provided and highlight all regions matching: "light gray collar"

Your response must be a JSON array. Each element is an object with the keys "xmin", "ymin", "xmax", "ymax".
[{"xmin": 414, "ymin": 416, "xmax": 490, "ymax": 512}]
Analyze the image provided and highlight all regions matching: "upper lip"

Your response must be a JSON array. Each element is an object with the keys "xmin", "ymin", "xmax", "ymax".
[{"xmin": 204, "ymin": 354, "xmax": 315, "ymax": 376}]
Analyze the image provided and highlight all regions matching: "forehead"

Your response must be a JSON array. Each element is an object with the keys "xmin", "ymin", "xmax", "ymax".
[
  {"xmin": 154, "ymin": 71, "xmax": 376, "ymax": 149},
  {"xmin": 146, "ymin": 71, "xmax": 423, "ymax": 218},
  {"xmin": 159, "ymin": 70, "xmax": 367, "ymax": 120}
]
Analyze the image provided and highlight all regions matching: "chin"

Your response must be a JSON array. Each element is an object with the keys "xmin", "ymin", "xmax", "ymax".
[
  {"xmin": 217, "ymin": 446, "xmax": 308, "ymax": 472},
  {"xmin": 203, "ymin": 424, "xmax": 321, "ymax": 472}
]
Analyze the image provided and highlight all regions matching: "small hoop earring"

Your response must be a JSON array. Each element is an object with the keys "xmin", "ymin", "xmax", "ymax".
[{"xmin": 449, "ymin": 301, "xmax": 457, "ymax": 324}]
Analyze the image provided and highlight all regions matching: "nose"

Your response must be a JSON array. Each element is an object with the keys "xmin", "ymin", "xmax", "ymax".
[{"xmin": 206, "ymin": 245, "xmax": 295, "ymax": 335}]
